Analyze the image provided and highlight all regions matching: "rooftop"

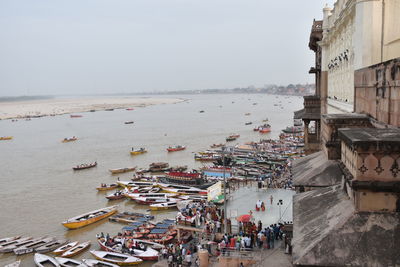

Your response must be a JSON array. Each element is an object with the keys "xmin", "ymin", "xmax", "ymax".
[
  {"xmin": 292, "ymin": 151, "xmax": 342, "ymax": 187},
  {"xmin": 293, "ymin": 185, "xmax": 400, "ymax": 266},
  {"xmin": 338, "ymin": 128, "xmax": 400, "ymax": 150}
]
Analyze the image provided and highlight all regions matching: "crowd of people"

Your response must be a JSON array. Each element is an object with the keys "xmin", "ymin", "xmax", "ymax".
[
  {"xmin": 218, "ymin": 222, "xmax": 286, "ymax": 254},
  {"xmin": 162, "ymin": 242, "xmax": 198, "ymax": 267}
]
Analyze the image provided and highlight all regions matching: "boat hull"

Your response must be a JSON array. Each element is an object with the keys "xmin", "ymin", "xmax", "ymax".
[
  {"xmin": 97, "ymin": 240, "xmax": 159, "ymax": 261},
  {"xmin": 62, "ymin": 207, "xmax": 117, "ymax": 229}
]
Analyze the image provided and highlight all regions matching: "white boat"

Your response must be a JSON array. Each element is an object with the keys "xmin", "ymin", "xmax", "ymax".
[
  {"xmin": 90, "ymin": 250, "xmax": 143, "ymax": 265},
  {"xmin": 55, "ymin": 257, "xmax": 87, "ymax": 267},
  {"xmin": 34, "ymin": 253, "xmax": 60, "ymax": 267},
  {"xmin": 98, "ymin": 238, "xmax": 160, "ymax": 261},
  {"xmin": 134, "ymin": 196, "xmax": 176, "ymax": 205},
  {"xmin": 36, "ymin": 239, "xmax": 67, "ymax": 253},
  {"xmin": 158, "ymin": 183, "xmax": 207, "ymax": 195},
  {"xmin": 53, "ymin": 241, "xmax": 79, "ymax": 255},
  {"xmin": 0, "ymin": 237, "xmax": 34, "ymax": 253},
  {"xmin": 0, "ymin": 237, "xmax": 32, "ymax": 251},
  {"xmin": 5, "ymin": 260, "xmax": 21, "ymax": 267},
  {"xmin": 126, "ymin": 192, "xmax": 176, "ymax": 200},
  {"xmin": 149, "ymin": 201, "xmax": 179, "ymax": 210},
  {"xmin": 127, "ymin": 239, "xmax": 165, "ymax": 250},
  {"xmin": 61, "ymin": 241, "xmax": 91, "ymax": 257},
  {"xmin": 82, "ymin": 259, "xmax": 118, "ymax": 267},
  {"xmin": 14, "ymin": 237, "xmax": 55, "ymax": 255},
  {"xmin": 0, "ymin": 236, "xmax": 20, "ymax": 245},
  {"xmin": 116, "ymin": 181, "xmax": 140, "ymax": 188},
  {"xmin": 178, "ymin": 194, "xmax": 207, "ymax": 201}
]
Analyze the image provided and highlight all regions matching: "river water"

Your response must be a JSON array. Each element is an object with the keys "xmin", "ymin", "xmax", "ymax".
[{"xmin": 0, "ymin": 93, "xmax": 302, "ymax": 266}]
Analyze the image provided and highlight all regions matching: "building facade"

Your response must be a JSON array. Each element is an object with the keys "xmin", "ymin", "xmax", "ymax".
[{"xmin": 319, "ymin": 0, "xmax": 400, "ymax": 117}]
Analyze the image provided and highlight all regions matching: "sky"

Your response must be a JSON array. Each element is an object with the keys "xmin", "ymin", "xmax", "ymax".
[{"xmin": 0, "ymin": 0, "xmax": 335, "ymax": 96}]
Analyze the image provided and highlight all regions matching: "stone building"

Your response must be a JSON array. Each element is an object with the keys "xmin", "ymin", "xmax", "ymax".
[
  {"xmin": 291, "ymin": 0, "xmax": 400, "ymax": 266},
  {"xmin": 319, "ymin": 0, "xmax": 400, "ymax": 115}
]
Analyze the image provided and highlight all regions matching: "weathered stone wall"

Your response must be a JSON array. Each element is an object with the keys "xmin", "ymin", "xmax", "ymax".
[
  {"xmin": 355, "ymin": 57, "xmax": 400, "ymax": 126},
  {"xmin": 321, "ymin": 114, "xmax": 372, "ymax": 160},
  {"xmin": 355, "ymin": 190, "xmax": 397, "ymax": 212},
  {"xmin": 341, "ymin": 142, "xmax": 400, "ymax": 182}
]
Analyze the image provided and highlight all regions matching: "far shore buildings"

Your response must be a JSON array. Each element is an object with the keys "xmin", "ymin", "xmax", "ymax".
[{"xmin": 292, "ymin": 0, "xmax": 400, "ymax": 266}]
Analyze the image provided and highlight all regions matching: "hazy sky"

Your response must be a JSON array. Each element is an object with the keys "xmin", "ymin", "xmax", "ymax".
[{"xmin": 0, "ymin": 0, "xmax": 335, "ymax": 96}]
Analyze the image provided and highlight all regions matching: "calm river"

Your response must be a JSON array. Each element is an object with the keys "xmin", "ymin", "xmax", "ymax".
[{"xmin": 0, "ymin": 93, "xmax": 302, "ymax": 266}]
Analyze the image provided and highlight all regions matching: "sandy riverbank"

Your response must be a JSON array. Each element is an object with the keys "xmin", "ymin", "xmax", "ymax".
[{"xmin": 0, "ymin": 96, "xmax": 185, "ymax": 120}]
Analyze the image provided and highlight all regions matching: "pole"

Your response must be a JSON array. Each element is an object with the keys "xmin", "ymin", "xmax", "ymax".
[
  {"xmin": 279, "ymin": 205, "xmax": 282, "ymax": 223},
  {"xmin": 223, "ymin": 146, "xmax": 227, "ymax": 233}
]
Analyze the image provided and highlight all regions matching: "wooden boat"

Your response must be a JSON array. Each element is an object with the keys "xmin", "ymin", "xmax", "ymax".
[
  {"xmin": 194, "ymin": 154, "xmax": 221, "ymax": 161},
  {"xmin": 163, "ymin": 171, "xmax": 212, "ymax": 187},
  {"xmin": 0, "ymin": 237, "xmax": 33, "ymax": 253},
  {"xmin": 126, "ymin": 108, "xmax": 134, "ymax": 111},
  {"xmin": 97, "ymin": 239, "xmax": 159, "ymax": 261},
  {"xmin": 253, "ymin": 127, "xmax": 260, "ymax": 131},
  {"xmin": 35, "ymin": 239, "xmax": 67, "ymax": 253},
  {"xmin": 109, "ymin": 212, "xmax": 154, "ymax": 224},
  {"xmin": 73, "ymin": 162, "xmax": 97, "ymax": 171},
  {"xmin": 130, "ymin": 148, "xmax": 147, "ymax": 155},
  {"xmin": 124, "ymin": 121, "xmax": 134, "ymax": 124},
  {"xmin": 244, "ymin": 113, "xmax": 251, "ymax": 116},
  {"xmin": 126, "ymin": 192, "xmax": 176, "ymax": 201},
  {"xmin": 130, "ymin": 181, "xmax": 156, "ymax": 187},
  {"xmin": 122, "ymin": 239, "xmax": 164, "ymax": 250},
  {"xmin": 148, "ymin": 162, "xmax": 169, "ymax": 172},
  {"xmin": 149, "ymin": 201, "xmax": 178, "ymax": 211},
  {"xmin": 210, "ymin": 143, "xmax": 224, "ymax": 148},
  {"xmin": 82, "ymin": 259, "xmax": 118, "ymax": 267},
  {"xmin": 97, "ymin": 183, "xmax": 119, "ymax": 191},
  {"xmin": 106, "ymin": 191, "xmax": 125, "ymax": 200},
  {"xmin": 90, "ymin": 250, "xmax": 143, "ymax": 265},
  {"xmin": 105, "ymin": 109, "xmax": 114, "ymax": 111},
  {"xmin": 61, "ymin": 241, "xmax": 91, "ymax": 257},
  {"xmin": 34, "ymin": 253, "xmax": 60, "ymax": 267},
  {"xmin": 135, "ymin": 186, "xmax": 160, "ymax": 193},
  {"xmin": 226, "ymin": 136, "xmax": 237, "ymax": 142},
  {"xmin": 5, "ymin": 260, "xmax": 21, "ymax": 267},
  {"xmin": 0, "ymin": 236, "xmax": 21, "ymax": 245},
  {"xmin": 158, "ymin": 183, "xmax": 207, "ymax": 195},
  {"xmin": 109, "ymin": 167, "xmax": 136, "ymax": 174},
  {"xmin": 245, "ymin": 122, "xmax": 252, "ymax": 125},
  {"xmin": 62, "ymin": 206, "xmax": 118, "ymax": 229},
  {"xmin": 14, "ymin": 237, "xmax": 55, "ymax": 255},
  {"xmin": 282, "ymin": 126, "xmax": 303, "ymax": 133},
  {"xmin": 62, "ymin": 137, "xmax": 78, "ymax": 143},
  {"xmin": 230, "ymin": 134, "xmax": 240, "ymax": 138},
  {"xmin": 167, "ymin": 145, "xmax": 185, "ymax": 152},
  {"xmin": 70, "ymin": 115, "xmax": 82, "ymax": 118},
  {"xmin": 53, "ymin": 241, "xmax": 79, "ymax": 255},
  {"xmin": 134, "ymin": 196, "xmax": 176, "ymax": 205},
  {"xmin": 55, "ymin": 257, "xmax": 87, "ymax": 267},
  {"xmin": 259, "ymin": 127, "xmax": 271, "ymax": 133},
  {"xmin": 0, "ymin": 136, "xmax": 13, "ymax": 140},
  {"xmin": 116, "ymin": 181, "xmax": 138, "ymax": 188}
]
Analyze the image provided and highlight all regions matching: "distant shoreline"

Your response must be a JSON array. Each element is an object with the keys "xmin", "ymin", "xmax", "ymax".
[{"xmin": 0, "ymin": 96, "xmax": 186, "ymax": 120}]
